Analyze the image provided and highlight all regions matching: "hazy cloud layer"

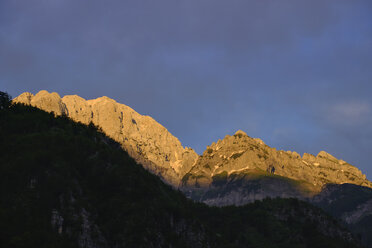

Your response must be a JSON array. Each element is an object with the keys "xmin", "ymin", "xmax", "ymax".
[{"xmin": 1, "ymin": 0, "xmax": 372, "ymax": 178}]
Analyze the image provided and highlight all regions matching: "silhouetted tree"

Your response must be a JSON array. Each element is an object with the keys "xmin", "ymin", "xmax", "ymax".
[{"xmin": 0, "ymin": 91, "xmax": 11, "ymax": 110}]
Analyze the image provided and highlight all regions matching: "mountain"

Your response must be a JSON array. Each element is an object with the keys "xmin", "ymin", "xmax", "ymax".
[
  {"xmin": 0, "ymin": 94, "xmax": 361, "ymax": 247},
  {"xmin": 14, "ymin": 91, "xmax": 371, "ymax": 194},
  {"xmin": 180, "ymin": 130, "xmax": 372, "ymax": 205},
  {"xmin": 12, "ymin": 90, "xmax": 372, "ymax": 247},
  {"xmin": 14, "ymin": 90, "xmax": 198, "ymax": 186}
]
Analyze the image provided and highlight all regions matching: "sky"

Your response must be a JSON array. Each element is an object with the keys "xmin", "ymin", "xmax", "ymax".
[{"xmin": 1, "ymin": 0, "xmax": 372, "ymax": 179}]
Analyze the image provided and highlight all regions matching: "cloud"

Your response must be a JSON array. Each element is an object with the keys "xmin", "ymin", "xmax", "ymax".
[{"xmin": 324, "ymin": 101, "xmax": 371, "ymax": 126}]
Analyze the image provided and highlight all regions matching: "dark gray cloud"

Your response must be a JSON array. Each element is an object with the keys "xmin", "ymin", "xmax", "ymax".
[{"xmin": 1, "ymin": 0, "xmax": 372, "ymax": 178}]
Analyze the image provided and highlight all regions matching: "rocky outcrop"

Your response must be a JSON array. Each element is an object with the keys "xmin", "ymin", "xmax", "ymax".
[
  {"xmin": 14, "ymin": 91, "xmax": 198, "ymax": 186},
  {"xmin": 15, "ymin": 90, "xmax": 68, "ymax": 116},
  {"xmin": 181, "ymin": 130, "xmax": 372, "ymax": 204}
]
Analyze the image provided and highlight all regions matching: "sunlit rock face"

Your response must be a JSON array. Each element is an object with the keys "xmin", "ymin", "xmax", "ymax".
[
  {"xmin": 181, "ymin": 130, "xmax": 372, "ymax": 205},
  {"xmin": 14, "ymin": 91, "xmax": 198, "ymax": 186},
  {"xmin": 62, "ymin": 95, "xmax": 92, "ymax": 125},
  {"xmin": 16, "ymin": 91, "xmax": 68, "ymax": 116}
]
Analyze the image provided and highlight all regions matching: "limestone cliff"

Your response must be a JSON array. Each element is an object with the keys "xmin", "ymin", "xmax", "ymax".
[
  {"xmin": 181, "ymin": 130, "xmax": 372, "ymax": 204},
  {"xmin": 14, "ymin": 91, "xmax": 198, "ymax": 186}
]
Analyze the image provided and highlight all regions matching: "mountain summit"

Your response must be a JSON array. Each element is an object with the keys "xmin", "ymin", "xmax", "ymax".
[{"xmin": 181, "ymin": 130, "xmax": 372, "ymax": 205}]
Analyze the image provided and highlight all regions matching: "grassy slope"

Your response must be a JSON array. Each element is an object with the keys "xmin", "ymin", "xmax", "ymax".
[{"xmin": 0, "ymin": 103, "xmax": 361, "ymax": 248}]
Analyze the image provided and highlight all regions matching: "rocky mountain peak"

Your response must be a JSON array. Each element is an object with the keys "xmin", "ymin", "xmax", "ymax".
[
  {"xmin": 14, "ymin": 92, "xmax": 33, "ymax": 104},
  {"xmin": 13, "ymin": 90, "xmax": 198, "ymax": 186},
  {"xmin": 15, "ymin": 90, "xmax": 67, "ymax": 116},
  {"xmin": 182, "ymin": 130, "xmax": 372, "ymax": 201},
  {"xmin": 234, "ymin": 130, "xmax": 247, "ymax": 137},
  {"xmin": 317, "ymin": 151, "xmax": 338, "ymax": 162}
]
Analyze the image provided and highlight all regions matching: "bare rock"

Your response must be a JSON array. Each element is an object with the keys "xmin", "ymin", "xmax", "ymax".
[
  {"xmin": 181, "ymin": 130, "xmax": 372, "ymax": 203},
  {"xmin": 13, "ymin": 92, "xmax": 33, "ymax": 105},
  {"xmin": 14, "ymin": 90, "xmax": 68, "ymax": 116},
  {"xmin": 317, "ymin": 151, "xmax": 338, "ymax": 162},
  {"xmin": 234, "ymin": 130, "xmax": 247, "ymax": 137},
  {"xmin": 62, "ymin": 95, "xmax": 92, "ymax": 125}
]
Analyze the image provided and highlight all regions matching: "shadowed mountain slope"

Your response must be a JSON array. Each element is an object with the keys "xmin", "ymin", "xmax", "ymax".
[{"xmin": 312, "ymin": 184, "xmax": 372, "ymax": 248}]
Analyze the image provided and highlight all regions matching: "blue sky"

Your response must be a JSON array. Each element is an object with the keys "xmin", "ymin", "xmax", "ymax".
[{"xmin": 1, "ymin": 0, "xmax": 372, "ymax": 179}]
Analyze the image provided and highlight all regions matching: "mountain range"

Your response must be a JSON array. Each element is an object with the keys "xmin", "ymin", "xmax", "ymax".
[
  {"xmin": 10, "ymin": 90, "xmax": 372, "ymax": 247},
  {"xmin": 13, "ymin": 91, "xmax": 371, "ymax": 190},
  {"xmin": 1, "ymin": 91, "xmax": 361, "ymax": 248}
]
